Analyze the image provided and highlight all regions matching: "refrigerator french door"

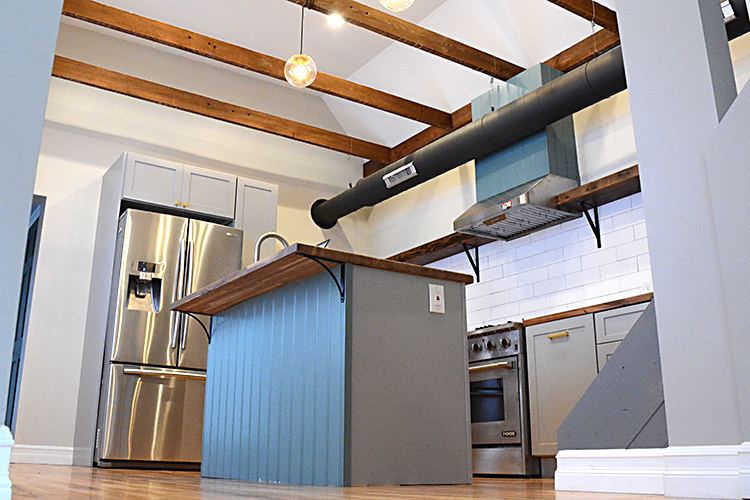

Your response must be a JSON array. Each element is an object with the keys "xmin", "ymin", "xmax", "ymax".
[{"xmin": 96, "ymin": 209, "xmax": 242, "ymax": 466}]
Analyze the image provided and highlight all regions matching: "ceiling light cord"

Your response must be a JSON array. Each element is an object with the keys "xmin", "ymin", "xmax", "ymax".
[{"xmin": 591, "ymin": 0, "xmax": 598, "ymax": 57}]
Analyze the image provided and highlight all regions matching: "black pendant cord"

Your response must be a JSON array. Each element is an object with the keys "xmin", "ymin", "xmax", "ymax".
[
  {"xmin": 302, "ymin": 254, "xmax": 346, "ymax": 302},
  {"xmin": 180, "ymin": 311, "xmax": 211, "ymax": 344},
  {"xmin": 299, "ymin": 4, "xmax": 305, "ymax": 54}
]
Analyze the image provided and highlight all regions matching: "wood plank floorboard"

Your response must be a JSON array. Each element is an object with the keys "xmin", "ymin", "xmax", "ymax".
[{"xmin": 9, "ymin": 464, "xmax": 680, "ymax": 500}]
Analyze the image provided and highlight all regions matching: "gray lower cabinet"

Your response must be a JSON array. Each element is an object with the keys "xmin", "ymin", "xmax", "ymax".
[
  {"xmin": 594, "ymin": 302, "xmax": 648, "ymax": 370},
  {"xmin": 596, "ymin": 341, "xmax": 621, "ymax": 372},
  {"xmin": 526, "ymin": 314, "xmax": 598, "ymax": 456}
]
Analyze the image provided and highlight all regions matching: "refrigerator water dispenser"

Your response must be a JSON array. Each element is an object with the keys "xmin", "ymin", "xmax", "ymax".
[{"xmin": 126, "ymin": 260, "xmax": 163, "ymax": 312}]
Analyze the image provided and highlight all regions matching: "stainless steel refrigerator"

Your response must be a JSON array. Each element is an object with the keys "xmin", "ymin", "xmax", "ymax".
[{"xmin": 95, "ymin": 209, "xmax": 242, "ymax": 467}]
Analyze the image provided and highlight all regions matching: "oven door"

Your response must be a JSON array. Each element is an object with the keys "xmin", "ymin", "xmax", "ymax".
[{"xmin": 469, "ymin": 357, "xmax": 521, "ymax": 445}]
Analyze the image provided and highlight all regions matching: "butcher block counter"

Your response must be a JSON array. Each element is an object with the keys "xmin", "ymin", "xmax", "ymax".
[{"xmin": 172, "ymin": 243, "xmax": 474, "ymax": 487}]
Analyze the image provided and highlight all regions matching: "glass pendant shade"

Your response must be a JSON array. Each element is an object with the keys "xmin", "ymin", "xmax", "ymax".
[
  {"xmin": 379, "ymin": 0, "xmax": 414, "ymax": 12},
  {"xmin": 284, "ymin": 53, "xmax": 317, "ymax": 88}
]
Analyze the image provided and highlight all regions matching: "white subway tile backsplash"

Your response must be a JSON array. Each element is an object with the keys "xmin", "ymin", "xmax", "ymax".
[
  {"xmin": 565, "ymin": 267, "xmax": 601, "ymax": 288},
  {"xmin": 599, "ymin": 257, "xmax": 639, "ymax": 280},
  {"xmin": 518, "ymin": 267, "xmax": 549, "ymax": 286},
  {"xmin": 548, "ymin": 258, "xmax": 582, "ymax": 278},
  {"xmin": 634, "ymin": 222, "xmax": 648, "ymax": 240},
  {"xmin": 619, "ymin": 269, "xmax": 652, "ymax": 292},
  {"xmin": 616, "ymin": 238, "xmax": 650, "ymax": 260},
  {"xmin": 505, "ymin": 284, "xmax": 535, "ymax": 302},
  {"xmin": 531, "ymin": 248, "xmax": 564, "ymax": 268},
  {"xmin": 491, "ymin": 302, "xmax": 521, "ymax": 322},
  {"xmin": 465, "ymin": 281, "xmax": 490, "ymax": 301},
  {"xmin": 515, "ymin": 238, "xmax": 548, "ymax": 260},
  {"xmin": 583, "ymin": 277, "xmax": 621, "ymax": 299},
  {"xmin": 519, "ymin": 295, "xmax": 551, "ymax": 315},
  {"xmin": 467, "ymin": 308, "xmax": 492, "ymax": 329},
  {"xmin": 503, "ymin": 256, "xmax": 533, "ymax": 276},
  {"xmin": 598, "ymin": 196, "xmax": 632, "ymax": 218},
  {"xmin": 488, "ymin": 274, "xmax": 519, "ymax": 294},
  {"xmin": 580, "ymin": 247, "xmax": 618, "ymax": 270},
  {"xmin": 545, "ymin": 228, "xmax": 580, "ymax": 250},
  {"xmin": 487, "ymin": 248, "xmax": 517, "ymax": 269},
  {"xmin": 637, "ymin": 254, "xmax": 651, "ymax": 271},
  {"xmin": 534, "ymin": 276, "xmax": 566, "ymax": 296},
  {"xmin": 549, "ymin": 286, "xmax": 585, "ymax": 308}
]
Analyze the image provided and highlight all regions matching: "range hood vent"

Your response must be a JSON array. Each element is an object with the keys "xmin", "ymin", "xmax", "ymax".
[{"xmin": 454, "ymin": 174, "xmax": 580, "ymax": 241}]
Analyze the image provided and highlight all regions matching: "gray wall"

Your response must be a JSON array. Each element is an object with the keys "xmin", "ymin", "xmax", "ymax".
[
  {"xmin": 0, "ymin": 1, "xmax": 63, "ymax": 419},
  {"xmin": 617, "ymin": 0, "xmax": 745, "ymax": 446}
]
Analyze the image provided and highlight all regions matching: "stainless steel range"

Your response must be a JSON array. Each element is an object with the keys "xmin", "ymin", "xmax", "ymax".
[{"xmin": 468, "ymin": 323, "xmax": 539, "ymax": 475}]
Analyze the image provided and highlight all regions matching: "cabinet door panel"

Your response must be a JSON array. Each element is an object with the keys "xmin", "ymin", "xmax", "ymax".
[
  {"xmin": 526, "ymin": 314, "xmax": 597, "ymax": 456},
  {"xmin": 594, "ymin": 302, "xmax": 648, "ymax": 344},
  {"xmin": 234, "ymin": 178, "xmax": 278, "ymax": 267},
  {"xmin": 596, "ymin": 341, "xmax": 621, "ymax": 372},
  {"xmin": 180, "ymin": 165, "xmax": 236, "ymax": 219},
  {"xmin": 122, "ymin": 153, "xmax": 184, "ymax": 208}
]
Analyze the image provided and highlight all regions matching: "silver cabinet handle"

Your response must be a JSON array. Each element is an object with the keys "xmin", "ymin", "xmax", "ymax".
[
  {"xmin": 469, "ymin": 360, "xmax": 515, "ymax": 372},
  {"xmin": 171, "ymin": 239, "xmax": 186, "ymax": 349},
  {"xmin": 181, "ymin": 240, "xmax": 194, "ymax": 351},
  {"xmin": 123, "ymin": 368, "xmax": 206, "ymax": 380}
]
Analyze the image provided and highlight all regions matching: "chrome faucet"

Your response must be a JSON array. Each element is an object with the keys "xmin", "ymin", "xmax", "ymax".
[{"xmin": 253, "ymin": 232, "xmax": 289, "ymax": 263}]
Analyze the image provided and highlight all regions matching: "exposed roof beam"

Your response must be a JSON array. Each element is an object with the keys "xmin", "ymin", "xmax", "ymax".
[
  {"xmin": 544, "ymin": 29, "xmax": 620, "ymax": 72},
  {"xmin": 362, "ymin": 34, "xmax": 622, "ymax": 176},
  {"xmin": 287, "ymin": 0, "xmax": 525, "ymax": 80},
  {"xmin": 545, "ymin": 0, "xmax": 619, "ymax": 33},
  {"xmin": 61, "ymin": 0, "xmax": 452, "ymax": 129},
  {"xmin": 52, "ymin": 56, "xmax": 392, "ymax": 163}
]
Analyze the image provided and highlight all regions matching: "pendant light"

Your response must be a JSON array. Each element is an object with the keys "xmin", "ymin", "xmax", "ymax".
[
  {"xmin": 285, "ymin": 3, "xmax": 317, "ymax": 88},
  {"xmin": 379, "ymin": 0, "xmax": 414, "ymax": 12}
]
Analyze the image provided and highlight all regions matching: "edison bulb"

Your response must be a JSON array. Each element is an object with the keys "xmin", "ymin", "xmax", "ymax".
[
  {"xmin": 379, "ymin": 0, "xmax": 414, "ymax": 12},
  {"xmin": 284, "ymin": 54, "xmax": 317, "ymax": 88},
  {"xmin": 327, "ymin": 13, "xmax": 345, "ymax": 27}
]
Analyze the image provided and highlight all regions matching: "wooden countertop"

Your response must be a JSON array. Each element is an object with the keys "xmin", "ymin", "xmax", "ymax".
[
  {"xmin": 171, "ymin": 243, "xmax": 474, "ymax": 315},
  {"xmin": 522, "ymin": 292, "xmax": 654, "ymax": 327}
]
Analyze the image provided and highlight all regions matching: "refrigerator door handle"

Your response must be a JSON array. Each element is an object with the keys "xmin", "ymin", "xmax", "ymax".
[
  {"xmin": 171, "ymin": 238, "xmax": 186, "ymax": 349},
  {"xmin": 181, "ymin": 240, "xmax": 195, "ymax": 351},
  {"xmin": 123, "ymin": 367, "xmax": 207, "ymax": 380}
]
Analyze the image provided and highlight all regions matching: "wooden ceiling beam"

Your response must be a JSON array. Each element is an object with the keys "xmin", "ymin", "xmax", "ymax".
[
  {"xmin": 61, "ymin": 0, "xmax": 452, "ymax": 129},
  {"xmin": 52, "ymin": 56, "xmax": 392, "ymax": 163},
  {"xmin": 545, "ymin": 0, "xmax": 619, "ymax": 33},
  {"xmin": 287, "ymin": 0, "xmax": 525, "ymax": 80}
]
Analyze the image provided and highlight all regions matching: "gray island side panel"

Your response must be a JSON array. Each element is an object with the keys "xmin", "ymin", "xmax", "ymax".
[
  {"xmin": 201, "ymin": 268, "xmax": 347, "ymax": 486},
  {"xmin": 347, "ymin": 265, "xmax": 472, "ymax": 486}
]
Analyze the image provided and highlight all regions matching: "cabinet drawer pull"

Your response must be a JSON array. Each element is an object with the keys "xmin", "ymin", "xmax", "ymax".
[{"xmin": 547, "ymin": 331, "xmax": 570, "ymax": 340}]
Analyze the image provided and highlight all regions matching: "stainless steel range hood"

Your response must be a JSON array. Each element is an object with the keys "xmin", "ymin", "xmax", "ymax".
[{"xmin": 454, "ymin": 174, "xmax": 580, "ymax": 241}]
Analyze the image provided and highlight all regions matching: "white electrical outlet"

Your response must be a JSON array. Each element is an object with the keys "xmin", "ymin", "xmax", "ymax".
[{"xmin": 429, "ymin": 284, "xmax": 445, "ymax": 314}]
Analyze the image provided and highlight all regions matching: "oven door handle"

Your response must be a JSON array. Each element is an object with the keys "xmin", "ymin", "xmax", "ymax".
[{"xmin": 468, "ymin": 360, "xmax": 515, "ymax": 372}]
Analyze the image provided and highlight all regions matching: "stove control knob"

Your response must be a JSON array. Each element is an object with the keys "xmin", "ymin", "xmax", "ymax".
[
  {"xmin": 485, "ymin": 340, "xmax": 496, "ymax": 351},
  {"xmin": 500, "ymin": 337, "xmax": 511, "ymax": 349},
  {"xmin": 471, "ymin": 343, "xmax": 482, "ymax": 353}
]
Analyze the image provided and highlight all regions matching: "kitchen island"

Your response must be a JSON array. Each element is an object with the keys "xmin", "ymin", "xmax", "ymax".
[{"xmin": 172, "ymin": 243, "xmax": 474, "ymax": 487}]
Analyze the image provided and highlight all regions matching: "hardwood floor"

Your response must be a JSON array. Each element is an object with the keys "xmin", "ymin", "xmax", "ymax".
[{"xmin": 9, "ymin": 464, "xmax": 677, "ymax": 500}]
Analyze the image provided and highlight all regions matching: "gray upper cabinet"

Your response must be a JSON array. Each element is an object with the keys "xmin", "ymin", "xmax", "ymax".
[
  {"xmin": 526, "ymin": 314, "xmax": 598, "ymax": 457},
  {"xmin": 121, "ymin": 153, "xmax": 237, "ymax": 219},
  {"xmin": 122, "ymin": 153, "xmax": 184, "ymax": 208},
  {"xmin": 180, "ymin": 165, "xmax": 236, "ymax": 219},
  {"xmin": 594, "ymin": 302, "xmax": 649, "ymax": 344},
  {"xmin": 234, "ymin": 177, "xmax": 279, "ymax": 267}
]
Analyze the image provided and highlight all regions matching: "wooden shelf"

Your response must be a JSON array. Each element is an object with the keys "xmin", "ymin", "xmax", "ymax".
[
  {"xmin": 523, "ymin": 292, "xmax": 653, "ymax": 327},
  {"xmin": 388, "ymin": 165, "xmax": 641, "ymax": 266}
]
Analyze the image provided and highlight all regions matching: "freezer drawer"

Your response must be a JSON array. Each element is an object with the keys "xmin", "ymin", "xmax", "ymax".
[{"xmin": 97, "ymin": 364, "xmax": 206, "ymax": 464}]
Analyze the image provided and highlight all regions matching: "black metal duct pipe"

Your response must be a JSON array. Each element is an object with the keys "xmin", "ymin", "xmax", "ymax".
[{"xmin": 311, "ymin": 46, "xmax": 627, "ymax": 229}]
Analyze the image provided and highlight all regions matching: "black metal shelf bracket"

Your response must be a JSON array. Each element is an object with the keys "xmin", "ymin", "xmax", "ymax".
[
  {"xmin": 302, "ymin": 254, "xmax": 345, "ymax": 302},
  {"xmin": 461, "ymin": 243, "xmax": 480, "ymax": 283},
  {"xmin": 581, "ymin": 202, "xmax": 602, "ymax": 248}
]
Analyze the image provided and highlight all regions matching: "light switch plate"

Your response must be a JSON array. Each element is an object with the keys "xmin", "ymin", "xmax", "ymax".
[{"xmin": 429, "ymin": 284, "xmax": 445, "ymax": 314}]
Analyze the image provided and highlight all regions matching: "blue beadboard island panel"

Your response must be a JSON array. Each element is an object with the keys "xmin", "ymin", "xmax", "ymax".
[{"xmin": 202, "ymin": 268, "xmax": 347, "ymax": 486}]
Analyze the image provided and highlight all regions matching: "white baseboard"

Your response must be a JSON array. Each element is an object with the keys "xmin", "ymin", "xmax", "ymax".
[
  {"xmin": 10, "ymin": 445, "xmax": 74, "ymax": 465},
  {"xmin": 556, "ymin": 443, "xmax": 750, "ymax": 499},
  {"xmin": 0, "ymin": 427, "xmax": 14, "ymax": 500}
]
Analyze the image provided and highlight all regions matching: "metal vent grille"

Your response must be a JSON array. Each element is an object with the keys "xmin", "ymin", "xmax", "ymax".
[{"xmin": 469, "ymin": 205, "xmax": 578, "ymax": 240}]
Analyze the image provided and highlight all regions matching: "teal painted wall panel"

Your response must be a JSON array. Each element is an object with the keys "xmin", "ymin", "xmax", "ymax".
[
  {"xmin": 471, "ymin": 63, "xmax": 579, "ymax": 202},
  {"xmin": 201, "ymin": 269, "xmax": 347, "ymax": 486}
]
